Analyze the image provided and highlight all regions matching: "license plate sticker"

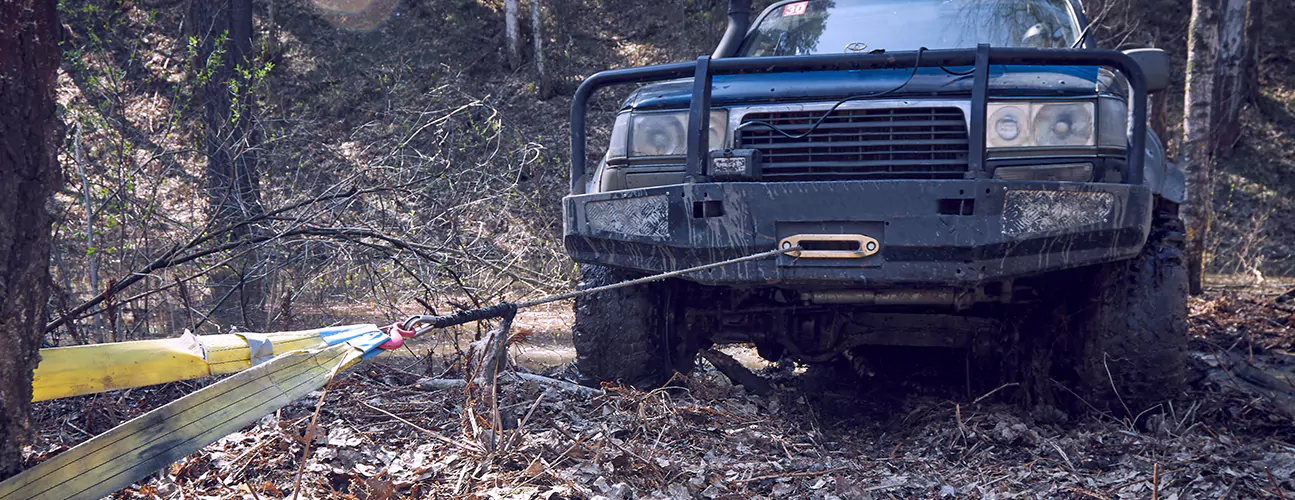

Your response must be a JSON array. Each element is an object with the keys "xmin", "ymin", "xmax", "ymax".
[
  {"xmin": 783, "ymin": 1, "xmax": 808, "ymax": 16},
  {"xmin": 712, "ymin": 157, "xmax": 748, "ymax": 175}
]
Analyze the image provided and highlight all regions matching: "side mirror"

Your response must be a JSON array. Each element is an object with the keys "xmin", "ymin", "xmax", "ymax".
[{"xmin": 1123, "ymin": 48, "xmax": 1171, "ymax": 93}]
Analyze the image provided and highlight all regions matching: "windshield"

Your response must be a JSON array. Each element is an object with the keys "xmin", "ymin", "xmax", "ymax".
[{"xmin": 741, "ymin": 0, "xmax": 1080, "ymax": 57}]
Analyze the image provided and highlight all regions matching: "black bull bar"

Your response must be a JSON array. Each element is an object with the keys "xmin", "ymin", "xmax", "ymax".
[{"xmin": 568, "ymin": 45, "xmax": 1148, "ymax": 195}]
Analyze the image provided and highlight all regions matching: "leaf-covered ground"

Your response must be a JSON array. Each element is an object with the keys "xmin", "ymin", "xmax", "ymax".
[{"xmin": 21, "ymin": 283, "xmax": 1295, "ymax": 499}]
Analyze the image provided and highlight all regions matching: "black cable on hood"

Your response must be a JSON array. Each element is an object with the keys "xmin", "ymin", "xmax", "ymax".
[{"xmin": 733, "ymin": 47, "xmax": 929, "ymax": 141}]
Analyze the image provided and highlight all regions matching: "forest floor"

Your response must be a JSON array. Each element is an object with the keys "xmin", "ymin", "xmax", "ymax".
[{"xmin": 24, "ymin": 279, "xmax": 1295, "ymax": 500}]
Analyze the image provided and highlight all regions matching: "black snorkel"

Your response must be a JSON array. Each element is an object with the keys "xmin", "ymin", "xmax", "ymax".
[{"xmin": 711, "ymin": 0, "xmax": 753, "ymax": 58}]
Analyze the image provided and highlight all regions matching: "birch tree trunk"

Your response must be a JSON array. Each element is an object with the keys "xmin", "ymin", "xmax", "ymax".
[
  {"xmin": 73, "ymin": 122, "xmax": 106, "ymax": 343},
  {"xmin": 1181, "ymin": 0, "xmax": 1222, "ymax": 295},
  {"xmin": 505, "ymin": 0, "xmax": 521, "ymax": 70},
  {"xmin": 531, "ymin": 0, "xmax": 548, "ymax": 98},
  {"xmin": 0, "ymin": 0, "xmax": 64, "ymax": 478},
  {"xmin": 1212, "ymin": 0, "xmax": 1255, "ymax": 153}
]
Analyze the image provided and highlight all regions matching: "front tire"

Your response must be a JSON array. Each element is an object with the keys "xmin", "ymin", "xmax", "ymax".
[
  {"xmin": 572, "ymin": 265, "xmax": 689, "ymax": 389},
  {"xmin": 1069, "ymin": 208, "xmax": 1189, "ymax": 414},
  {"xmin": 988, "ymin": 203, "xmax": 1190, "ymax": 414}
]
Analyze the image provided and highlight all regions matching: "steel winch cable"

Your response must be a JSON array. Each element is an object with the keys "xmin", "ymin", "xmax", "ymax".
[{"xmin": 401, "ymin": 245, "xmax": 802, "ymax": 334}]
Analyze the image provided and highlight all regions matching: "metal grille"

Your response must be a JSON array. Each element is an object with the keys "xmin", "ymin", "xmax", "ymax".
[{"xmin": 737, "ymin": 107, "xmax": 970, "ymax": 180}]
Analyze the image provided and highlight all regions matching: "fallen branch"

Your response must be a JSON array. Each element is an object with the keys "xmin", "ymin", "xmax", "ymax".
[
  {"xmin": 505, "ymin": 372, "xmax": 603, "ymax": 397},
  {"xmin": 1207, "ymin": 349, "xmax": 1295, "ymax": 419},
  {"xmin": 701, "ymin": 348, "xmax": 773, "ymax": 396},
  {"xmin": 415, "ymin": 373, "xmax": 601, "ymax": 398}
]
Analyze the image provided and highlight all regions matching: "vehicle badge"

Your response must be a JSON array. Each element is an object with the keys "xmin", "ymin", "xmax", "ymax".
[{"xmin": 845, "ymin": 42, "xmax": 869, "ymax": 53}]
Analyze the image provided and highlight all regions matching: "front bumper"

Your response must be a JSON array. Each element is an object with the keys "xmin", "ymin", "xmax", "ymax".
[{"xmin": 563, "ymin": 180, "xmax": 1152, "ymax": 287}]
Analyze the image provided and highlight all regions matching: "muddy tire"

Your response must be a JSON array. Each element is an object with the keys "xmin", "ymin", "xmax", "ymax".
[
  {"xmin": 1068, "ymin": 207, "xmax": 1189, "ymax": 414},
  {"xmin": 572, "ymin": 265, "xmax": 688, "ymax": 389}
]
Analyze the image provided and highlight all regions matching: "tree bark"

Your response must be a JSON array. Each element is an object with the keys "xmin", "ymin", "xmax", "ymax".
[
  {"xmin": 1212, "ymin": 0, "xmax": 1254, "ymax": 153},
  {"xmin": 505, "ymin": 0, "xmax": 521, "ymax": 70},
  {"xmin": 191, "ymin": 0, "xmax": 267, "ymax": 330},
  {"xmin": 1181, "ymin": 0, "xmax": 1221, "ymax": 295},
  {"xmin": 0, "ymin": 0, "xmax": 64, "ymax": 479},
  {"xmin": 531, "ymin": 0, "xmax": 549, "ymax": 98},
  {"xmin": 1243, "ymin": 0, "xmax": 1263, "ymax": 98}
]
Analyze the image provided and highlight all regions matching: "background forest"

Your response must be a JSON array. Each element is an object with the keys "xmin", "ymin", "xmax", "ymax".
[{"xmin": 43, "ymin": 0, "xmax": 1295, "ymax": 345}]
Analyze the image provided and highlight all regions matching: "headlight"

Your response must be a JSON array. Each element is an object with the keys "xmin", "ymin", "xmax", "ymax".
[
  {"xmin": 606, "ymin": 110, "xmax": 728, "ymax": 160},
  {"xmin": 986, "ymin": 102, "xmax": 1096, "ymax": 148},
  {"xmin": 1033, "ymin": 103, "xmax": 1094, "ymax": 146},
  {"xmin": 631, "ymin": 113, "xmax": 688, "ymax": 156}
]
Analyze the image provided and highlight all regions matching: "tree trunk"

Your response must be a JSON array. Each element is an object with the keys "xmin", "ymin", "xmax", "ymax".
[
  {"xmin": 531, "ymin": 0, "xmax": 548, "ymax": 98},
  {"xmin": 73, "ymin": 122, "xmax": 106, "ymax": 343},
  {"xmin": 0, "ymin": 0, "xmax": 64, "ymax": 479},
  {"xmin": 1212, "ymin": 0, "xmax": 1254, "ymax": 153},
  {"xmin": 1181, "ymin": 0, "xmax": 1221, "ymax": 295},
  {"xmin": 505, "ymin": 0, "xmax": 521, "ymax": 70},
  {"xmin": 191, "ymin": 0, "xmax": 267, "ymax": 330},
  {"xmin": 1243, "ymin": 0, "xmax": 1264, "ymax": 98}
]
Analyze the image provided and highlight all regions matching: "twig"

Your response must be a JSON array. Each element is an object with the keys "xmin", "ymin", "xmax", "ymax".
[
  {"xmin": 1066, "ymin": 487, "xmax": 1112, "ymax": 499},
  {"xmin": 1048, "ymin": 440, "xmax": 1075, "ymax": 471},
  {"xmin": 973, "ymin": 382, "xmax": 1020, "ymax": 405},
  {"xmin": 1050, "ymin": 378, "xmax": 1122, "ymax": 424},
  {"xmin": 502, "ymin": 389, "xmax": 548, "ymax": 452},
  {"xmin": 357, "ymin": 400, "xmax": 483, "ymax": 454},
  {"xmin": 244, "ymin": 483, "xmax": 263, "ymax": 500},
  {"xmin": 1153, "ymin": 462, "xmax": 1159, "ymax": 500},
  {"xmin": 1268, "ymin": 467, "xmax": 1287, "ymax": 500},
  {"xmin": 954, "ymin": 403, "xmax": 968, "ymax": 444},
  {"xmin": 290, "ymin": 380, "xmax": 334, "ymax": 500},
  {"xmin": 224, "ymin": 438, "xmax": 272, "ymax": 482},
  {"xmin": 1205, "ymin": 342, "xmax": 1244, "ymax": 390},
  {"xmin": 733, "ymin": 467, "xmax": 847, "ymax": 484},
  {"xmin": 44, "ymin": 184, "xmax": 407, "ymax": 333},
  {"xmin": 1102, "ymin": 353, "xmax": 1134, "ymax": 418}
]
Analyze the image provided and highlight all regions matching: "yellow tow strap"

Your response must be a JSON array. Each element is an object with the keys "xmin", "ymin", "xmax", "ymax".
[
  {"xmin": 31, "ymin": 328, "xmax": 377, "ymax": 402},
  {"xmin": 4, "ymin": 325, "xmax": 393, "ymax": 499},
  {"xmin": 2, "ymin": 343, "xmax": 363, "ymax": 500}
]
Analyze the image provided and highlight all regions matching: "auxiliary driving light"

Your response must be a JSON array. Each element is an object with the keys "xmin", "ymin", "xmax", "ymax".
[{"xmin": 993, "ymin": 163, "xmax": 1094, "ymax": 182}]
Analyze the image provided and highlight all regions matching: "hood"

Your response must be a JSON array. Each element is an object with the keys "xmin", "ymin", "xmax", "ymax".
[{"xmin": 623, "ymin": 65, "xmax": 1121, "ymax": 111}]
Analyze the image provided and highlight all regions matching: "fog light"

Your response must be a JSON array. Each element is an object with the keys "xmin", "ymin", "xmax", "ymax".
[{"xmin": 993, "ymin": 163, "xmax": 1093, "ymax": 182}]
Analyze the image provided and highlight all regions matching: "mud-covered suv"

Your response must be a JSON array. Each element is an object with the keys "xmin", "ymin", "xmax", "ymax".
[{"xmin": 565, "ymin": 0, "xmax": 1186, "ymax": 411}]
